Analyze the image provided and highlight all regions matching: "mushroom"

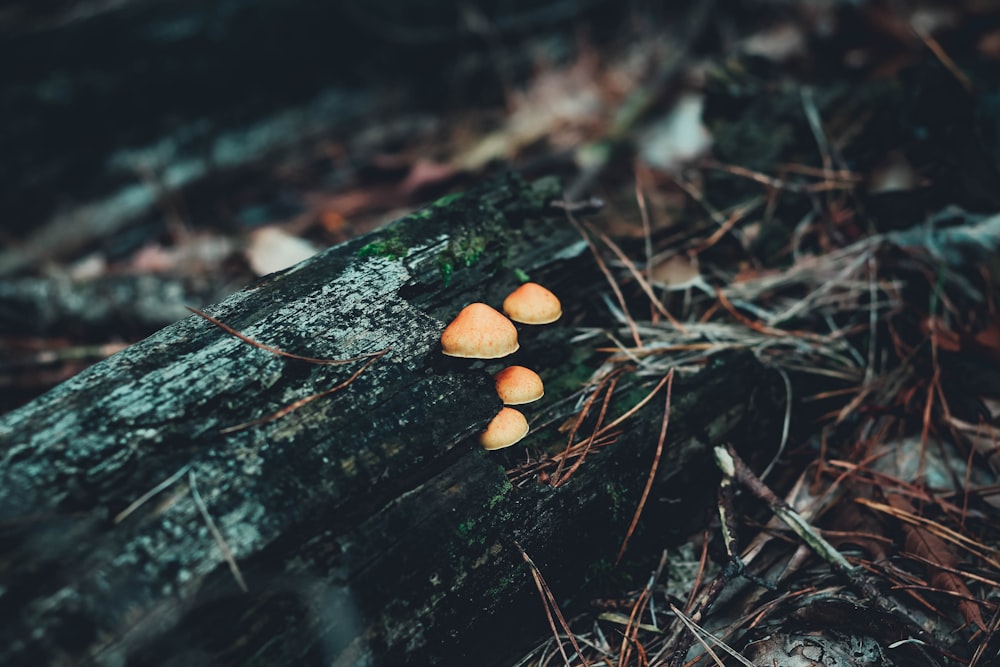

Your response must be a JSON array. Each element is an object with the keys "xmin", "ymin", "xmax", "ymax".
[
  {"xmin": 502, "ymin": 282, "xmax": 562, "ymax": 325},
  {"xmin": 441, "ymin": 303, "xmax": 520, "ymax": 359},
  {"xmin": 494, "ymin": 365, "xmax": 544, "ymax": 405},
  {"xmin": 479, "ymin": 407, "xmax": 529, "ymax": 450}
]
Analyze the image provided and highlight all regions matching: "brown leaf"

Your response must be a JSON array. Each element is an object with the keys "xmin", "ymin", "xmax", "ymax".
[
  {"xmin": 826, "ymin": 494, "xmax": 891, "ymax": 563},
  {"xmin": 970, "ymin": 314, "xmax": 1000, "ymax": 366},
  {"xmin": 886, "ymin": 495, "xmax": 988, "ymax": 632}
]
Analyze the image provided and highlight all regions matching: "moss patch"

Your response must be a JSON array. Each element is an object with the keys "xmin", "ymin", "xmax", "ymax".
[
  {"xmin": 435, "ymin": 227, "xmax": 498, "ymax": 285},
  {"xmin": 356, "ymin": 238, "xmax": 410, "ymax": 260}
]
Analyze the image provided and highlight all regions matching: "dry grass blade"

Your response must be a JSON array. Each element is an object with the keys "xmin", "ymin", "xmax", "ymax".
[
  {"xmin": 565, "ymin": 210, "xmax": 642, "ymax": 347},
  {"xmin": 589, "ymin": 222, "xmax": 686, "ymax": 331},
  {"xmin": 552, "ymin": 369, "xmax": 622, "ymax": 486},
  {"xmin": 856, "ymin": 498, "xmax": 1000, "ymax": 570},
  {"xmin": 515, "ymin": 541, "xmax": 591, "ymax": 667},
  {"xmin": 593, "ymin": 371, "xmax": 674, "ymax": 438},
  {"xmin": 969, "ymin": 603, "xmax": 1000, "ymax": 667},
  {"xmin": 617, "ymin": 369, "xmax": 674, "ymax": 564},
  {"xmin": 912, "ymin": 22, "xmax": 973, "ymax": 92},
  {"xmin": 887, "ymin": 496, "xmax": 989, "ymax": 631},
  {"xmin": 713, "ymin": 288, "xmax": 806, "ymax": 340},
  {"xmin": 667, "ymin": 604, "xmax": 754, "ymax": 667},
  {"xmin": 691, "ymin": 199, "xmax": 759, "ymax": 254},
  {"xmin": 700, "ymin": 158, "xmax": 858, "ymax": 194},
  {"xmin": 114, "ymin": 464, "xmax": 192, "ymax": 523},
  {"xmin": 507, "ymin": 431, "xmax": 620, "ymax": 487},
  {"xmin": 635, "ymin": 172, "xmax": 655, "ymax": 302},
  {"xmin": 532, "ymin": 370, "xmax": 672, "ymax": 488},
  {"xmin": 616, "ymin": 551, "xmax": 669, "ymax": 667}
]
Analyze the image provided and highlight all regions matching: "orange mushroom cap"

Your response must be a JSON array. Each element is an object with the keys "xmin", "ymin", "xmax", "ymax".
[
  {"xmin": 502, "ymin": 282, "xmax": 562, "ymax": 325},
  {"xmin": 479, "ymin": 407, "xmax": 529, "ymax": 450},
  {"xmin": 441, "ymin": 303, "xmax": 520, "ymax": 359},
  {"xmin": 494, "ymin": 365, "xmax": 544, "ymax": 405}
]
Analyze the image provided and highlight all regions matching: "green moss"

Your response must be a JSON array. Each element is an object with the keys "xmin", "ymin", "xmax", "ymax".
[
  {"xmin": 357, "ymin": 238, "xmax": 409, "ymax": 260},
  {"xmin": 603, "ymin": 478, "xmax": 630, "ymax": 522},
  {"xmin": 456, "ymin": 518, "xmax": 489, "ymax": 549},
  {"xmin": 513, "ymin": 268, "xmax": 530, "ymax": 283},
  {"xmin": 431, "ymin": 192, "xmax": 464, "ymax": 208},
  {"xmin": 541, "ymin": 345, "xmax": 601, "ymax": 413},
  {"xmin": 408, "ymin": 192, "xmax": 466, "ymax": 221},
  {"xmin": 484, "ymin": 569, "xmax": 522, "ymax": 601},
  {"xmin": 585, "ymin": 556, "xmax": 615, "ymax": 586},
  {"xmin": 437, "ymin": 258, "xmax": 454, "ymax": 286},
  {"xmin": 456, "ymin": 519, "xmax": 476, "ymax": 539},
  {"xmin": 436, "ymin": 230, "xmax": 491, "ymax": 284},
  {"xmin": 453, "ymin": 233, "xmax": 489, "ymax": 267},
  {"xmin": 487, "ymin": 475, "xmax": 513, "ymax": 509}
]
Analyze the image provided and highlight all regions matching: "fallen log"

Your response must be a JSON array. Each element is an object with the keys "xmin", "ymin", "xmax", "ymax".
[{"xmin": 0, "ymin": 175, "xmax": 786, "ymax": 666}]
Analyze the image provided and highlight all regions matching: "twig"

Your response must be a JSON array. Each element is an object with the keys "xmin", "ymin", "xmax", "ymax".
[
  {"xmin": 715, "ymin": 445, "xmax": 882, "ymax": 601},
  {"xmin": 616, "ymin": 369, "xmax": 674, "ymax": 564},
  {"xmin": 716, "ymin": 445, "xmax": 855, "ymax": 573}
]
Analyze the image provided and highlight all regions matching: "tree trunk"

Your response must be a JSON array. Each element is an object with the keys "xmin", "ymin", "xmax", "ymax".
[{"xmin": 0, "ymin": 175, "xmax": 786, "ymax": 666}]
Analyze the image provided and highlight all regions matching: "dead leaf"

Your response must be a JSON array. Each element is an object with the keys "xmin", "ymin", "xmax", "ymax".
[
  {"xmin": 887, "ymin": 495, "xmax": 988, "ymax": 632},
  {"xmin": 649, "ymin": 253, "xmax": 705, "ymax": 291},
  {"xmin": 245, "ymin": 227, "xmax": 319, "ymax": 276},
  {"xmin": 455, "ymin": 60, "xmax": 603, "ymax": 171},
  {"xmin": 638, "ymin": 94, "xmax": 712, "ymax": 173},
  {"xmin": 400, "ymin": 159, "xmax": 456, "ymax": 195}
]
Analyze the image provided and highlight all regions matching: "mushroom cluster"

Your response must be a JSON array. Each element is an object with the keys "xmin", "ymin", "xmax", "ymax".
[{"xmin": 439, "ymin": 282, "xmax": 561, "ymax": 450}]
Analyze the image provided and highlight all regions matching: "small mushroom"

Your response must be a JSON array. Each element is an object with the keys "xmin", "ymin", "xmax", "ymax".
[
  {"xmin": 502, "ymin": 282, "xmax": 562, "ymax": 325},
  {"xmin": 494, "ymin": 365, "xmax": 544, "ymax": 405},
  {"xmin": 441, "ymin": 303, "xmax": 520, "ymax": 359},
  {"xmin": 479, "ymin": 407, "xmax": 529, "ymax": 450}
]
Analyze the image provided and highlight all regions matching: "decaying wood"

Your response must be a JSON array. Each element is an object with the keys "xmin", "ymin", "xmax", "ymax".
[{"xmin": 0, "ymin": 175, "xmax": 786, "ymax": 666}]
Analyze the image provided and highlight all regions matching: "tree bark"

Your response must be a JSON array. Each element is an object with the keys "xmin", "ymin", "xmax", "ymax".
[{"xmin": 0, "ymin": 175, "xmax": 786, "ymax": 666}]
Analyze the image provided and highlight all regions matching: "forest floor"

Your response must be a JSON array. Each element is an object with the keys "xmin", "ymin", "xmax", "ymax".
[{"xmin": 3, "ymin": 1, "xmax": 1000, "ymax": 665}]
